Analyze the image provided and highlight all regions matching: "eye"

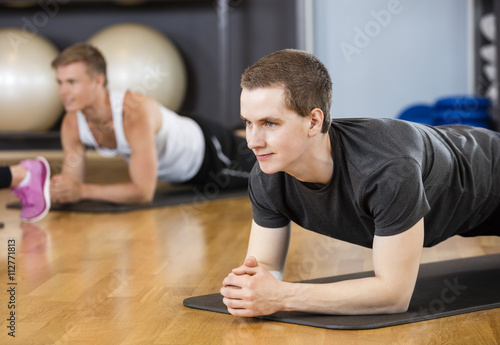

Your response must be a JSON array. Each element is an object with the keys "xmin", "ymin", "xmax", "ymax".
[
  {"xmin": 244, "ymin": 120, "xmax": 252, "ymax": 127},
  {"xmin": 266, "ymin": 121, "xmax": 276, "ymax": 127}
]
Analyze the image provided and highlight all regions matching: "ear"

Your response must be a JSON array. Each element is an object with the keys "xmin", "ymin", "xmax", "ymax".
[
  {"xmin": 308, "ymin": 108, "xmax": 324, "ymax": 136},
  {"xmin": 94, "ymin": 73, "xmax": 106, "ymax": 88}
]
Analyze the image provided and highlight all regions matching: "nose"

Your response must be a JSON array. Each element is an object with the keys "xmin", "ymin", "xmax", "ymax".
[{"xmin": 246, "ymin": 126, "xmax": 265, "ymax": 150}]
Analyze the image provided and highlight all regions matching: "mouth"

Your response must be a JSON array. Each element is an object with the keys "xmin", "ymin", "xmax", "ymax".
[{"xmin": 255, "ymin": 153, "xmax": 273, "ymax": 161}]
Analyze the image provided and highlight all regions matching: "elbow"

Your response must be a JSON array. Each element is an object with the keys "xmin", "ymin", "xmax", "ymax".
[
  {"xmin": 384, "ymin": 293, "xmax": 412, "ymax": 314},
  {"xmin": 137, "ymin": 197, "xmax": 153, "ymax": 205},
  {"xmin": 375, "ymin": 278, "xmax": 414, "ymax": 314},
  {"xmin": 138, "ymin": 193, "xmax": 154, "ymax": 204},
  {"xmin": 143, "ymin": 190, "xmax": 155, "ymax": 203},
  {"xmin": 130, "ymin": 190, "xmax": 155, "ymax": 204},
  {"xmin": 388, "ymin": 299, "xmax": 410, "ymax": 314},
  {"xmin": 136, "ymin": 183, "xmax": 157, "ymax": 204}
]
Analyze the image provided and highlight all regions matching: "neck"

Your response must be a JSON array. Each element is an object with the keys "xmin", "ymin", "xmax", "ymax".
[
  {"xmin": 82, "ymin": 88, "xmax": 111, "ymax": 124},
  {"xmin": 289, "ymin": 132, "xmax": 333, "ymax": 184}
]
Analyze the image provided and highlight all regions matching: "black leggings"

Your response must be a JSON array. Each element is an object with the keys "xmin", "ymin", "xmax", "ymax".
[
  {"xmin": 460, "ymin": 200, "xmax": 500, "ymax": 237},
  {"xmin": 184, "ymin": 116, "xmax": 256, "ymax": 189},
  {"xmin": 0, "ymin": 166, "xmax": 12, "ymax": 189}
]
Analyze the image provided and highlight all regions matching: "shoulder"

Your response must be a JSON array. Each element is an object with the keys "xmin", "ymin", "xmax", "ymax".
[
  {"xmin": 331, "ymin": 118, "xmax": 424, "ymax": 162},
  {"xmin": 248, "ymin": 164, "xmax": 294, "ymax": 227},
  {"xmin": 249, "ymin": 163, "xmax": 285, "ymax": 189},
  {"xmin": 122, "ymin": 91, "xmax": 161, "ymax": 133},
  {"xmin": 249, "ymin": 164, "xmax": 291, "ymax": 203},
  {"xmin": 61, "ymin": 111, "xmax": 77, "ymax": 125},
  {"xmin": 330, "ymin": 119, "xmax": 427, "ymax": 191},
  {"xmin": 122, "ymin": 91, "xmax": 158, "ymax": 114},
  {"xmin": 331, "ymin": 117, "xmax": 419, "ymax": 136},
  {"xmin": 60, "ymin": 112, "xmax": 84, "ymax": 147},
  {"xmin": 60, "ymin": 112, "xmax": 79, "ymax": 135}
]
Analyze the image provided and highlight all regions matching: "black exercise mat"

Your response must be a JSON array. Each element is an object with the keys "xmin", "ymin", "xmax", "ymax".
[
  {"xmin": 184, "ymin": 253, "xmax": 500, "ymax": 330},
  {"xmin": 7, "ymin": 185, "xmax": 248, "ymax": 213}
]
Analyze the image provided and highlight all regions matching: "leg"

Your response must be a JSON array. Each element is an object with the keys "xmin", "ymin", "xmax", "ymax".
[
  {"xmin": 1, "ymin": 164, "xmax": 36, "ymax": 189},
  {"xmin": 0, "ymin": 166, "xmax": 13, "ymax": 189},
  {"xmin": 460, "ymin": 200, "xmax": 500, "ymax": 237},
  {"xmin": 186, "ymin": 117, "xmax": 256, "ymax": 189},
  {"xmin": 8, "ymin": 165, "xmax": 29, "ymax": 188}
]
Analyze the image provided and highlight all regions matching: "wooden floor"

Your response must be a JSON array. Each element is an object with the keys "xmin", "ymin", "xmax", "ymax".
[{"xmin": 1, "ymin": 152, "xmax": 500, "ymax": 344}]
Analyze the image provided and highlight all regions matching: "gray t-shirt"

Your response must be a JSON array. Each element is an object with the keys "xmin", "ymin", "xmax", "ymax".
[{"xmin": 249, "ymin": 118, "xmax": 500, "ymax": 248}]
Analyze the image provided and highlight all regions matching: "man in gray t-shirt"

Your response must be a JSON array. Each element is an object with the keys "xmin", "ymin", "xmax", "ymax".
[
  {"xmin": 220, "ymin": 49, "xmax": 500, "ymax": 317},
  {"xmin": 250, "ymin": 118, "xmax": 500, "ymax": 248}
]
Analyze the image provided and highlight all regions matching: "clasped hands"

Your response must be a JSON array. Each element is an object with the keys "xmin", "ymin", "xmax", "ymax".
[{"xmin": 220, "ymin": 256, "xmax": 284, "ymax": 317}]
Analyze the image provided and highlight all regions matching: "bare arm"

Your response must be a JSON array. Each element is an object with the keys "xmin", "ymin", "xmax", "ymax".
[
  {"xmin": 60, "ymin": 113, "xmax": 86, "ymax": 181},
  {"xmin": 245, "ymin": 219, "xmax": 291, "ymax": 278},
  {"xmin": 77, "ymin": 92, "xmax": 161, "ymax": 203},
  {"xmin": 50, "ymin": 113, "xmax": 87, "ymax": 202},
  {"xmin": 221, "ymin": 218, "xmax": 424, "ymax": 316},
  {"xmin": 79, "ymin": 93, "xmax": 160, "ymax": 204},
  {"xmin": 51, "ymin": 93, "xmax": 160, "ymax": 204}
]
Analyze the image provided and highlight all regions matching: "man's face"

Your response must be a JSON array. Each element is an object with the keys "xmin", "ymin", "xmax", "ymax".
[
  {"xmin": 55, "ymin": 62, "xmax": 102, "ymax": 113},
  {"xmin": 240, "ymin": 86, "xmax": 312, "ymax": 176}
]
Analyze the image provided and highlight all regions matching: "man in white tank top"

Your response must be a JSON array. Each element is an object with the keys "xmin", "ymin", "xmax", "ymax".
[{"xmin": 49, "ymin": 43, "xmax": 255, "ymax": 205}]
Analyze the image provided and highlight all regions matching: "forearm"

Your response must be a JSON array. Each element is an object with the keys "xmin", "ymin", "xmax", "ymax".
[
  {"xmin": 279, "ymin": 276, "xmax": 411, "ymax": 315},
  {"xmin": 246, "ymin": 221, "xmax": 291, "ymax": 278},
  {"xmin": 81, "ymin": 182, "xmax": 154, "ymax": 204},
  {"xmin": 224, "ymin": 222, "xmax": 424, "ymax": 318}
]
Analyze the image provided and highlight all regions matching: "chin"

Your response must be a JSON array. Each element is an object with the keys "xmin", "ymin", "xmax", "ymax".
[
  {"xmin": 258, "ymin": 162, "xmax": 281, "ymax": 175},
  {"xmin": 63, "ymin": 104, "xmax": 77, "ymax": 112}
]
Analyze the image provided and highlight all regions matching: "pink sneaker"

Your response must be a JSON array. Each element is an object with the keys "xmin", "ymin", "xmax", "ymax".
[{"xmin": 11, "ymin": 157, "xmax": 51, "ymax": 222}]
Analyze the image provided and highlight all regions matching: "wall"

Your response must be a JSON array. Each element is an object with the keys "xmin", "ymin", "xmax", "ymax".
[
  {"xmin": 0, "ymin": 0, "xmax": 297, "ymax": 139},
  {"xmin": 313, "ymin": 0, "xmax": 469, "ymax": 119}
]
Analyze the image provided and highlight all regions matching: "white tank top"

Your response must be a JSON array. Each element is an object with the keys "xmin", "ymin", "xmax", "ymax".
[{"xmin": 76, "ymin": 90, "xmax": 205, "ymax": 183}]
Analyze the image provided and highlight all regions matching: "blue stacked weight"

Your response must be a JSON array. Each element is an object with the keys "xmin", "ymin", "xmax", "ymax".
[
  {"xmin": 433, "ymin": 96, "xmax": 492, "ymax": 129},
  {"xmin": 397, "ymin": 104, "xmax": 435, "ymax": 125}
]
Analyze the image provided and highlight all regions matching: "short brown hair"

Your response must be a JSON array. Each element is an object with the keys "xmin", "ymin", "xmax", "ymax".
[
  {"xmin": 51, "ymin": 43, "xmax": 107, "ymax": 86},
  {"xmin": 241, "ymin": 49, "xmax": 332, "ymax": 133}
]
